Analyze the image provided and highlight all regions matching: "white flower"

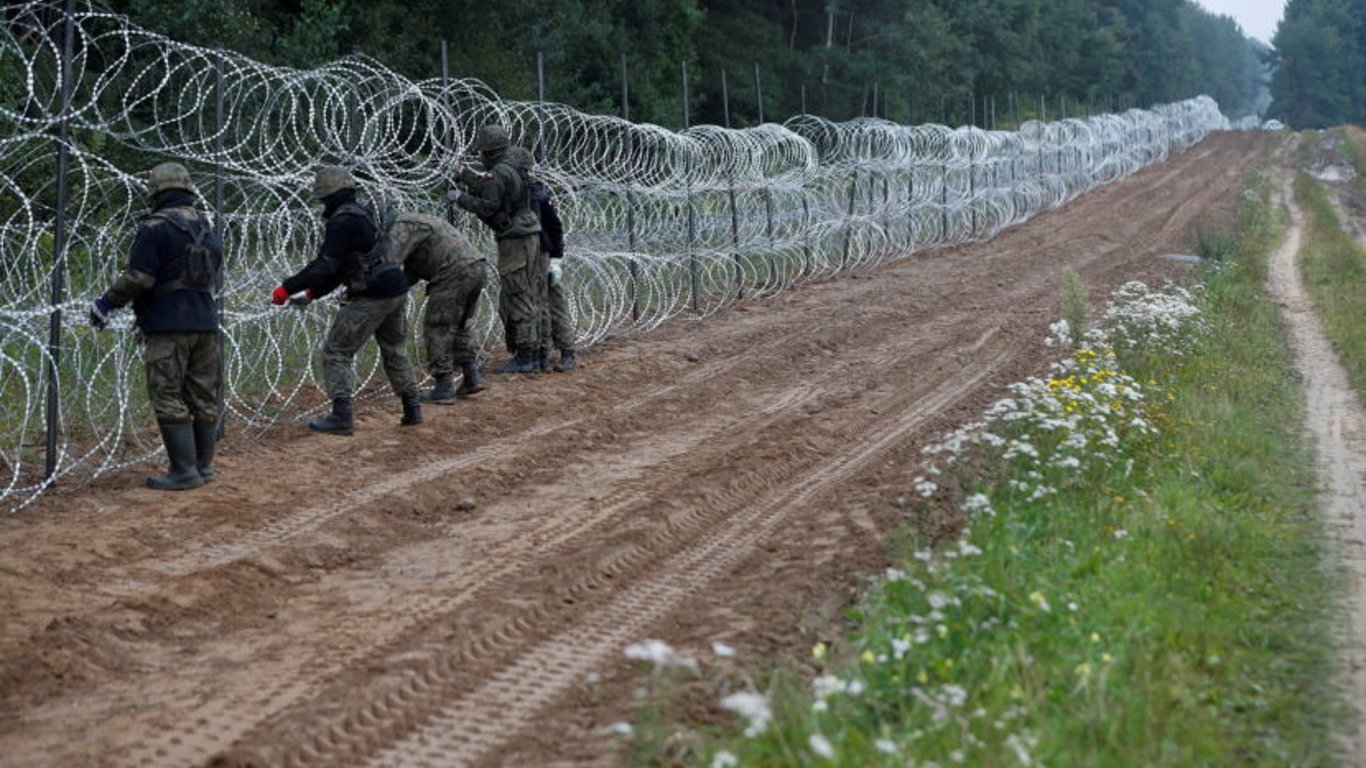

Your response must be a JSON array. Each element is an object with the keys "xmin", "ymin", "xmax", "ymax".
[
  {"xmin": 624, "ymin": 639, "xmax": 699, "ymax": 675},
  {"xmin": 720, "ymin": 692, "xmax": 772, "ymax": 737},
  {"xmin": 874, "ymin": 738, "xmax": 899, "ymax": 755},
  {"xmin": 1113, "ymin": 529, "xmax": 1129, "ymax": 539},
  {"xmin": 712, "ymin": 641, "xmax": 737, "ymax": 658},
  {"xmin": 885, "ymin": 567, "xmax": 907, "ymax": 582},
  {"xmin": 809, "ymin": 733, "xmax": 836, "ymax": 760},
  {"xmin": 606, "ymin": 722, "xmax": 633, "ymax": 737},
  {"xmin": 710, "ymin": 750, "xmax": 739, "ymax": 768}
]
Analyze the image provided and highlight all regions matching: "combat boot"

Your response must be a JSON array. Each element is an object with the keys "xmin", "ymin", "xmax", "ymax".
[
  {"xmin": 422, "ymin": 373, "xmax": 458, "ymax": 404},
  {"xmin": 193, "ymin": 418, "xmax": 218, "ymax": 482},
  {"xmin": 554, "ymin": 350, "xmax": 577, "ymax": 372},
  {"xmin": 309, "ymin": 398, "xmax": 353, "ymax": 435},
  {"xmin": 456, "ymin": 360, "xmax": 486, "ymax": 397},
  {"xmin": 495, "ymin": 348, "xmax": 539, "ymax": 375},
  {"xmin": 400, "ymin": 394, "xmax": 423, "ymax": 426},
  {"xmin": 147, "ymin": 421, "xmax": 205, "ymax": 491}
]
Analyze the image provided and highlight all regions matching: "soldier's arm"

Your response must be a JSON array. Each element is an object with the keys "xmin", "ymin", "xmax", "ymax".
[
  {"xmin": 103, "ymin": 226, "xmax": 159, "ymax": 307},
  {"xmin": 453, "ymin": 170, "xmax": 505, "ymax": 219}
]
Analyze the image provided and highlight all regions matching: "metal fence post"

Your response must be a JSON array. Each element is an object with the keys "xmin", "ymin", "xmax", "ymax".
[
  {"xmin": 682, "ymin": 61, "xmax": 699, "ymax": 314},
  {"xmin": 621, "ymin": 53, "xmax": 639, "ymax": 322},
  {"xmin": 722, "ymin": 68, "xmax": 742, "ymax": 299},
  {"xmin": 213, "ymin": 46, "xmax": 228, "ymax": 439},
  {"xmin": 44, "ymin": 0, "xmax": 76, "ymax": 481}
]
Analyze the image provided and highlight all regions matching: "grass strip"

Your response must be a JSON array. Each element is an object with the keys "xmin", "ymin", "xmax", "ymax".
[
  {"xmin": 632, "ymin": 172, "xmax": 1341, "ymax": 768},
  {"xmin": 1293, "ymin": 172, "xmax": 1366, "ymax": 397}
]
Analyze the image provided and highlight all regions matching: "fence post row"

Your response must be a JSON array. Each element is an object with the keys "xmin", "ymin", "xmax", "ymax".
[{"xmin": 45, "ymin": 0, "xmax": 76, "ymax": 481}]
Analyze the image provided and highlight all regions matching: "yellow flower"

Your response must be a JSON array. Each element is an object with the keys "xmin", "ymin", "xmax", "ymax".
[
  {"xmin": 861, "ymin": 650, "xmax": 877, "ymax": 664},
  {"xmin": 812, "ymin": 642, "xmax": 828, "ymax": 660},
  {"xmin": 1090, "ymin": 632, "xmax": 1101, "ymax": 643},
  {"xmin": 1102, "ymin": 653, "xmax": 1114, "ymax": 664}
]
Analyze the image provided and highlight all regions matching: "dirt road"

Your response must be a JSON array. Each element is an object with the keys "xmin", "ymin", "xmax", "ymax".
[{"xmin": 0, "ymin": 132, "xmax": 1268, "ymax": 768}]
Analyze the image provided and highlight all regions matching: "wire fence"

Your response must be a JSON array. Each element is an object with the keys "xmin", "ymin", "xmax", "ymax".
[{"xmin": 0, "ymin": 1, "xmax": 1230, "ymax": 511}]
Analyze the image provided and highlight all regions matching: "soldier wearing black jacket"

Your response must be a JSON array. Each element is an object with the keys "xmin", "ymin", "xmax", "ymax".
[
  {"xmin": 88, "ymin": 162, "xmax": 223, "ymax": 490},
  {"xmin": 271, "ymin": 166, "xmax": 421, "ymax": 435}
]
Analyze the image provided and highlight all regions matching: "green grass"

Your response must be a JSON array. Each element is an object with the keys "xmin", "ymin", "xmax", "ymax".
[
  {"xmin": 626, "ymin": 173, "xmax": 1343, "ymax": 767},
  {"xmin": 1294, "ymin": 172, "xmax": 1366, "ymax": 397}
]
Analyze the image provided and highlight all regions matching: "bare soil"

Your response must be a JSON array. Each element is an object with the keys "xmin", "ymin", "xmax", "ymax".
[{"xmin": 0, "ymin": 132, "xmax": 1268, "ymax": 768}]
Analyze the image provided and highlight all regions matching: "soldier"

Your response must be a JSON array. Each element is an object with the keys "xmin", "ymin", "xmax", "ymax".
[
  {"xmin": 88, "ymin": 162, "xmax": 224, "ymax": 490},
  {"xmin": 526, "ymin": 163, "xmax": 577, "ymax": 373},
  {"xmin": 387, "ymin": 211, "xmax": 489, "ymax": 403},
  {"xmin": 446, "ymin": 125, "xmax": 544, "ymax": 374},
  {"xmin": 271, "ymin": 166, "xmax": 421, "ymax": 435}
]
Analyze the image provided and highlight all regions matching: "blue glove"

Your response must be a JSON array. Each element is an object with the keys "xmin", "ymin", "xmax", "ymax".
[{"xmin": 88, "ymin": 294, "xmax": 114, "ymax": 330}]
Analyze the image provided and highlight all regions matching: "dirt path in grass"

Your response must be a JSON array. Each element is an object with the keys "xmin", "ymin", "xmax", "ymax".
[
  {"xmin": 1272, "ymin": 163, "xmax": 1366, "ymax": 761},
  {"xmin": 0, "ymin": 132, "xmax": 1267, "ymax": 768}
]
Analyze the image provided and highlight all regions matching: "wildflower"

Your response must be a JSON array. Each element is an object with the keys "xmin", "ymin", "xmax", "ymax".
[
  {"xmin": 606, "ymin": 722, "xmax": 633, "ymax": 737},
  {"xmin": 809, "ymin": 733, "xmax": 836, "ymax": 760},
  {"xmin": 874, "ymin": 738, "xmax": 900, "ymax": 755},
  {"xmin": 1113, "ymin": 529, "xmax": 1129, "ymax": 539},
  {"xmin": 710, "ymin": 751, "xmax": 739, "ymax": 768},
  {"xmin": 812, "ymin": 642, "xmax": 828, "ymax": 660},
  {"xmin": 861, "ymin": 649, "xmax": 877, "ymax": 664},
  {"xmin": 712, "ymin": 642, "xmax": 737, "ymax": 658},
  {"xmin": 624, "ymin": 639, "xmax": 699, "ymax": 675},
  {"xmin": 1102, "ymin": 652, "xmax": 1114, "ymax": 664},
  {"xmin": 1028, "ymin": 591, "xmax": 1051, "ymax": 612},
  {"xmin": 720, "ymin": 692, "xmax": 772, "ymax": 737}
]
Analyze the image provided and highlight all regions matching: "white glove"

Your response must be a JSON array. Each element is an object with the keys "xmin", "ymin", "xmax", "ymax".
[{"xmin": 547, "ymin": 260, "xmax": 563, "ymax": 287}]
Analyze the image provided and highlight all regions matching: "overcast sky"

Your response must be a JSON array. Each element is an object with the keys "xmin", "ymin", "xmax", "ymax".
[{"xmin": 1194, "ymin": 0, "xmax": 1287, "ymax": 44}]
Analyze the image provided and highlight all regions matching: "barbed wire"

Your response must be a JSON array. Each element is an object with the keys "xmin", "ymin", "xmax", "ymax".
[{"xmin": 0, "ymin": 1, "xmax": 1230, "ymax": 511}]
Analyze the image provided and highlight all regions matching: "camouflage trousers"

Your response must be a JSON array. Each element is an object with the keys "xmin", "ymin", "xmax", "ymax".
[
  {"xmin": 322, "ymin": 293, "xmax": 418, "ymax": 400},
  {"xmin": 143, "ymin": 332, "xmax": 219, "ymax": 424},
  {"xmin": 496, "ymin": 234, "xmax": 545, "ymax": 351},
  {"xmin": 540, "ymin": 267, "xmax": 576, "ymax": 356},
  {"xmin": 424, "ymin": 259, "xmax": 488, "ymax": 377}
]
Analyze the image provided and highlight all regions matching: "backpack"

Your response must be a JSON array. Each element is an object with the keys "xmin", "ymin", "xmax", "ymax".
[
  {"xmin": 331, "ymin": 200, "xmax": 402, "ymax": 292},
  {"xmin": 147, "ymin": 210, "xmax": 222, "ymax": 297}
]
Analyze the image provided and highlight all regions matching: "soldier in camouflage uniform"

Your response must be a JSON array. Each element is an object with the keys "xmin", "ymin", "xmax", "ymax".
[
  {"xmin": 271, "ymin": 166, "xmax": 421, "ymax": 435},
  {"xmin": 447, "ymin": 125, "xmax": 544, "ymax": 374},
  {"xmin": 89, "ymin": 162, "xmax": 224, "ymax": 491},
  {"xmin": 387, "ymin": 212, "xmax": 489, "ymax": 403},
  {"xmin": 525, "ymin": 161, "xmax": 577, "ymax": 372}
]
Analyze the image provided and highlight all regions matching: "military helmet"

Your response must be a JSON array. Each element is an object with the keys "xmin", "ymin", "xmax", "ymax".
[
  {"xmin": 143, "ymin": 162, "xmax": 197, "ymax": 200},
  {"xmin": 311, "ymin": 165, "xmax": 358, "ymax": 200},
  {"xmin": 476, "ymin": 124, "xmax": 511, "ymax": 152}
]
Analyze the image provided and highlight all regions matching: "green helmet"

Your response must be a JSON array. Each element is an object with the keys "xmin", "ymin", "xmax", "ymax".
[
  {"xmin": 476, "ymin": 124, "xmax": 510, "ymax": 153},
  {"xmin": 143, "ymin": 162, "xmax": 197, "ymax": 201},
  {"xmin": 311, "ymin": 165, "xmax": 357, "ymax": 200}
]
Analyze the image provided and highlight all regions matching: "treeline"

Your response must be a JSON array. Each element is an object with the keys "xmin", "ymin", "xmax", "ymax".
[
  {"xmin": 1268, "ymin": 0, "xmax": 1366, "ymax": 128},
  {"xmin": 107, "ymin": 0, "xmax": 1265, "ymax": 128}
]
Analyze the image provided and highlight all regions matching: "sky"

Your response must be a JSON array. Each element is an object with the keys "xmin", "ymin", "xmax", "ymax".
[{"xmin": 1194, "ymin": 0, "xmax": 1287, "ymax": 44}]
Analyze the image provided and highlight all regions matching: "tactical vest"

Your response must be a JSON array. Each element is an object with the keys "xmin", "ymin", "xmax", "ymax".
[
  {"xmin": 145, "ymin": 210, "xmax": 222, "ymax": 298},
  {"xmin": 489, "ymin": 160, "xmax": 540, "ymax": 235},
  {"xmin": 329, "ymin": 201, "xmax": 401, "ymax": 292}
]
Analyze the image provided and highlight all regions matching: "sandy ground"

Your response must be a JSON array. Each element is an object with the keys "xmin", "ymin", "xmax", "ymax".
[
  {"xmin": 1274, "ymin": 154, "xmax": 1366, "ymax": 762},
  {"xmin": 0, "ymin": 132, "xmax": 1268, "ymax": 768}
]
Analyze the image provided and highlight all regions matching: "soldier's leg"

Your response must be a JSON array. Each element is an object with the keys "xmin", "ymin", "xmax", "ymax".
[
  {"xmin": 531, "ymin": 245, "xmax": 550, "ymax": 364},
  {"xmin": 495, "ymin": 236, "xmax": 540, "ymax": 372},
  {"xmin": 550, "ymin": 278, "xmax": 575, "ymax": 353},
  {"xmin": 183, "ymin": 332, "xmax": 221, "ymax": 480},
  {"xmin": 423, "ymin": 284, "xmax": 458, "ymax": 379},
  {"xmin": 144, "ymin": 333, "xmax": 192, "ymax": 424},
  {"xmin": 321, "ymin": 300, "xmax": 375, "ymax": 401},
  {"xmin": 374, "ymin": 295, "xmax": 419, "ymax": 400},
  {"xmin": 454, "ymin": 261, "xmax": 489, "ymax": 396},
  {"xmin": 143, "ymin": 334, "xmax": 203, "ymax": 490}
]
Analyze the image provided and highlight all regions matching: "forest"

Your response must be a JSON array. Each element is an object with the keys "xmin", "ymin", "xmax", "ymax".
[
  {"xmin": 104, "ymin": 0, "xmax": 1270, "ymax": 129},
  {"xmin": 1269, "ymin": 0, "xmax": 1366, "ymax": 128}
]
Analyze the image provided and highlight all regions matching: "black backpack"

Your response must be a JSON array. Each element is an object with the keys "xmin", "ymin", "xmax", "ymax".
[
  {"xmin": 332, "ymin": 200, "xmax": 402, "ymax": 291},
  {"xmin": 148, "ymin": 210, "xmax": 222, "ymax": 297}
]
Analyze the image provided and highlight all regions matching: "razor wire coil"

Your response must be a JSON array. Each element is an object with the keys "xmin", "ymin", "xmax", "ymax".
[{"xmin": 0, "ymin": 1, "xmax": 1230, "ymax": 510}]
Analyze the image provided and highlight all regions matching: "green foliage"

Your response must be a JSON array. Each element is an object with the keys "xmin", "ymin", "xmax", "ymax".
[
  {"xmin": 633, "ymin": 173, "xmax": 1340, "ymax": 768},
  {"xmin": 101, "ymin": 0, "xmax": 1264, "ymax": 129},
  {"xmin": 1059, "ymin": 267, "xmax": 1088, "ymax": 340},
  {"xmin": 1268, "ymin": 0, "xmax": 1366, "ymax": 128}
]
